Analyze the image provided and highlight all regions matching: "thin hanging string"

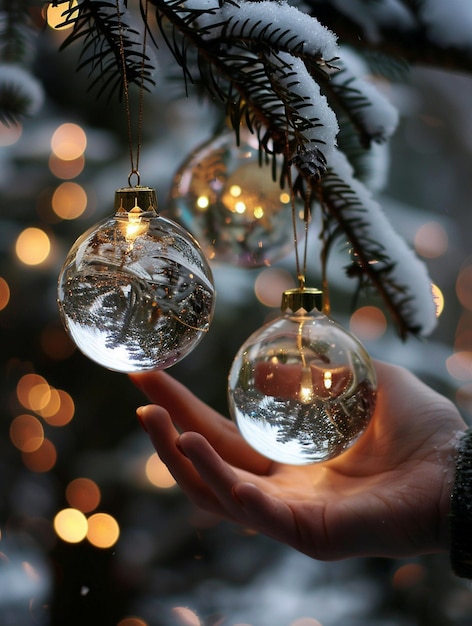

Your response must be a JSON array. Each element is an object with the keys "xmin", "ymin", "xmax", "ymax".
[
  {"xmin": 317, "ymin": 185, "xmax": 331, "ymax": 316},
  {"xmin": 116, "ymin": 0, "xmax": 149, "ymax": 187},
  {"xmin": 286, "ymin": 138, "xmax": 311, "ymax": 290}
]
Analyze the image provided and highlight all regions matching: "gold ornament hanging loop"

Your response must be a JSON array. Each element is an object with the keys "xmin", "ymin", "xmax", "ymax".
[{"xmin": 115, "ymin": 0, "xmax": 149, "ymax": 187}]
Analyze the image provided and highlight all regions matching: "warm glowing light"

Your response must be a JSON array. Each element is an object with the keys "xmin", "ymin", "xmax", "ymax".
[
  {"xmin": 22, "ymin": 438, "xmax": 57, "ymax": 472},
  {"xmin": 51, "ymin": 123, "xmax": 87, "ymax": 161},
  {"xmin": 323, "ymin": 371, "xmax": 333, "ymax": 390},
  {"xmin": 28, "ymin": 382, "xmax": 52, "ymax": 413},
  {"xmin": 36, "ymin": 386, "xmax": 61, "ymax": 419},
  {"xmin": 280, "ymin": 192, "xmax": 290, "ymax": 204},
  {"xmin": 54, "ymin": 508, "xmax": 88, "ymax": 543},
  {"xmin": 253, "ymin": 206, "xmax": 264, "ymax": 219},
  {"xmin": 456, "ymin": 265, "xmax": 472, "ymax": 312},
  {"xmin": 254, "ymin": 268, "xmax": 296, "ymax": 308},
  {"xmin": 145, "ymin": 453, "xmax": 176, "ymax": 489},
  {"xmin": 117, "ymin": 618, "xmax": 149, "ymax": 626},
  {"xmin": 431, "ymin": 283, "xmax": 444, "ymax": 317},
  {"xmin": 229, "ymin": 184, "xmax": 242, "ymax": 197},
  {"xmin": 171, "ymin": 607, "xmax": 201, "ymax": 626},
  {"xmin": 414, "ymin": 221, "xmax": 448, "ymax": 258},
  {"xmin": 49, "ymin": 153, "xmax": 85, "ymax": 179},
  {"xmin": 10, "ymin": 414, "xmax": 44, "ymax": 452},
  {"xmin": 350, "ymin": 306, "xmax": 387, "ymax": 341},
  {"xmin": 52, "ymin": 182, "xmax": 87, "ymax": 219},
  {"xmin": 392, "ymin": 563, "xmax": 426, "ymax": 588},
  {"xmin": 86, "ymin": 513, "xmax": 120, "ymax": 549},
  {"xmin": 446, "ymin": 351, "xmax": 472, "ymax": 381},
  {"xmin": 196, "ymin": 195, "xmax": 209, "ymax": 210},
  {"xmin": 124, "ymin": 206, "xmax": 148, "ymax": 243},
  {"xmin": 235, "ymin": 201, "xmax": 246, "ymax": 214},
  {"xmin": 0, "ymin": 122, "xmax": 22, "ymax": 146},
  {"xmin": 42, "ymin": 389, "xmax": 75, "ymax": 426},
  {"xmin": 66, "ymin": 478, "xmax": 101, "ymax": 513},
  {"xmin": 0, "ymin": 277, "xmax": 10, "ymax": 310},
  {"xmin": 15, "ymin": 227, "xmax": 51, "ymax": 266},
  {"xmin": 47, "ymin": 1, "xmax": 79, "ymax": 29},
  {"xmin": 17, "ymin": 373, "xmax": 48, "ymax": 410},
  {"xmin": 299, "ymin": 367, "xmax": 314, "ymax": 403}
]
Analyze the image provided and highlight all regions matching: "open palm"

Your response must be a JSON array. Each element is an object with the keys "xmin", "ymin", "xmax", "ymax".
[{"xmin": 131, "ymin": 361, "xmax": 466, "ymax": 560}]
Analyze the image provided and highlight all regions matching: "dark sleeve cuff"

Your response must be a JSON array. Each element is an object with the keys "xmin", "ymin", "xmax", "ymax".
[{"xmin": 450, "ymin": 428, "xmax": 472, "ymax": 578}]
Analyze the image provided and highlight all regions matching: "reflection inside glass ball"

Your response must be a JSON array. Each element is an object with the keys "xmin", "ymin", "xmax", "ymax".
[
  {"xmin": 228, "ymin": 307, "xmax": 376, "ymax": 465},
  {"xmin": 169, "ymin": 126, "xmax": 303, "ymax": 268},
  {"xmin": 57, "ymin": 189, "xmax": 215, "ymax": 373}
]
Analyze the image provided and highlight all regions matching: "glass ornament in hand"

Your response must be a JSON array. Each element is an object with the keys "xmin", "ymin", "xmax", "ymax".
[
  {"xmin": 169, "ymin": 125, "xmax": 303, "ymax": 268},
  {"xmin": 228, "ymin": 289, "xmax": 376, "ymax": 465},
  {"xmin": 57, "ymin": 187, "xmax": 215, "ymax": 373}
]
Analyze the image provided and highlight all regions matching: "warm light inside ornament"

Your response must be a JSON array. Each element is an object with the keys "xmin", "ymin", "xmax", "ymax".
[
  {"xmin": 169, "ymin": 125, "xmax": 303, "ymax": 268},
  {"xmin": 57, "ymin": 186, "xmax": 215, "ymax": 373},
  {"xmin": 228, "ymin": 288, "xmax": 376, "ymax": 465}
]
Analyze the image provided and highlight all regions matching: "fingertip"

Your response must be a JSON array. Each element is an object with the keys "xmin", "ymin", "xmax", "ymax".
[{"xmin": 136, "ymin": 404, "xmax": 169, "ymax": 432}]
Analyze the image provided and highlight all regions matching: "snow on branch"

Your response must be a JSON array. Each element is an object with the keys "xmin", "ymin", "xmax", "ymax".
[{"xmin": 321, "ymin": 149, "xmax": 437, "ymax": 338}]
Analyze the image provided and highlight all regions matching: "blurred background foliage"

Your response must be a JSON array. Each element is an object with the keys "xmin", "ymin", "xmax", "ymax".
[{"xmin": 2, "ymin": 3, "xmax": 472, "ymax": 626}]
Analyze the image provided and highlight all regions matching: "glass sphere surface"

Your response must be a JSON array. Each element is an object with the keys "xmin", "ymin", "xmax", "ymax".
[
  {"xmin": 169, "ymin": 126, "xmax": 302, "ymax": 268},
  {"xmin": 57, "ymin": 203, "xmax": 215, "ymax": 373},
  {"xmin": 228, "ymin": 309, "xmax": 376, "ymax": 464}
]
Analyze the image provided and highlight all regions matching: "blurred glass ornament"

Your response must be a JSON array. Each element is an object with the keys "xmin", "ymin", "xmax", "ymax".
[
  {"xmin": 168, "ymin": 125, "xmax": 303, "ymax": 268},
  {"xmin": 57, "ymin": 186, "xmax": 215, "ymax": 373},
  {"xmin": 228, "ymin": 288, "xmax": 376, "ymax": 465}
]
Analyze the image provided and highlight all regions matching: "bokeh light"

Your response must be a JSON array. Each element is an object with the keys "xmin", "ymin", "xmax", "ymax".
[
  {"xmin": 52, "ymin": 182, "xmax": 87, "ymax": 219},
  {"xmin": 51, "ymin": 123, "xmax": 87, "ymax": 161},
  {"xmin": 392, "ymin": 563, "xmax": 426, "ymax": 589},
  {"xmin": 66, "ymin": 478, "xmax": 101, "ymax": 513},
  {"xmin": 10, "ymin": 414, "xmax": 44, "ymax": 452},
  {"xmin": 431, "ymin": 283, "xmax": 445, "ymax": 317},
  {"xmin": 446, "ymin": 351, "xmax": 472, "ymax": 381},
  {"xmin": 46, "ymin": 1, "xmax": 79, "ymax": 30},
  {"xmin": 15, "ymin": 227, "xmax": 51, "ymax": 266},
  {"xmin": 145, "ymin": 453, "xmax": 177, "ymax": 489},
  {"xmin": 49, "ymin": 153, "xmax": 85, "ymax": 179},
  {"xmin": 0, "ymin": 121, "xmax": 22, "ymax": 146},
  {"xmin": 54, "ymin": 508, "xmax": 88, "ymax": 543},
  {"xmin": 171, "ymin": 607, "xmax": 201, "ymax": 626},
  {"xmin": 117, "ymin": 618, "xmax": 148, "ymax": 626},
  {"xmin": 22, "ymin": 438, "xmax": 57, "ymax": 473},
  {"xmin": 350, "ymin": 306, "xmax": 387, "ymax": 341},
  {"xmin": 86, "ymin": 513, "xmax": 120, "ymax": 549},
  {"xmin": 0, "ymin": 276, "xmax": 10, "ymax": 310},
  {"xmin": 254, "ymin": 268, "xmax": 296, "ymax": 308},
  {"xmin": 17, "ymin": 373, "xmax": 48, "ymax": 410},
  {"xmin": 414, "ymin": 221, "xmax": 448, "ymax": 258},
  {"xmin": 456, "ymin": 265, "xmax": 472, "ymax": 312},
  {"xmin": 42, "ymin": 389, "xmax": 75, "ymax": 426}
]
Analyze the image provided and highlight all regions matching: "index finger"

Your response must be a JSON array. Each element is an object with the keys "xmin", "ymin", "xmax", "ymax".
[{"xmin": 130, "ymin": 370, "xmax": 273, "ymax": 474}]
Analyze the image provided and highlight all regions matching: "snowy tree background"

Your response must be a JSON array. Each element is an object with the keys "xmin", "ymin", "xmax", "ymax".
[{"xmin": 1, "ymin": 1, "xmax": 472, "ymax": 625}]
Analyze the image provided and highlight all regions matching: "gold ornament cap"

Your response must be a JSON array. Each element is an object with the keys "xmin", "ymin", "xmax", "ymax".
[
  {"xmin": 281, "ymin": 288, "xmax": 323, "ymax": 314},
  {"xmin": 114, "ymin": 186, "xmax": 158, "ymax": 215}
]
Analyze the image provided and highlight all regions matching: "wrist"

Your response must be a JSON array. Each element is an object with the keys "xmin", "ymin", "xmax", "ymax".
[{"xmin": 449, "ymin": 428, "xmax": 472, "ymax": 577}]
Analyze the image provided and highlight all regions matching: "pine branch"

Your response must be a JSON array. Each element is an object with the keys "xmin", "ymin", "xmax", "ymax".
[
  {"xmin": 319, "ymin": 149, "xmax": 437, "ymax": 339},
  {"xmin": 305, "ymin": 0, "xmax": 472, "ymax": 74},
  {"xmin": 57, "ymin": 0, "xmax": 156, "ymax": 99},
  {"xmin": 152, "ymin": 0, "xmax": 339, "ymax": 179},
  {"xmin": 0, "ymin": 0, "xmax": 37, "ymax": 64}
]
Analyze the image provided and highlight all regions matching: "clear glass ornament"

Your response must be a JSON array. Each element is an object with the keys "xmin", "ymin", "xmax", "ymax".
[
  {"xmin": 57, "ymin": 187, "xmax": 215, "ymax": 373},
  {"xmin": 169, "ymin": 125, "xmax": 303, "ymax": 268},
  {"xmin": 228, "ymin": 289, "xmax": 377, "ymax": 465}
]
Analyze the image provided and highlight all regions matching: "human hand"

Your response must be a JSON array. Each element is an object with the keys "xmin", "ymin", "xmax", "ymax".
[{"xmin": 130, "ymin": 361, "xmax": 466, "ymax": 561}]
